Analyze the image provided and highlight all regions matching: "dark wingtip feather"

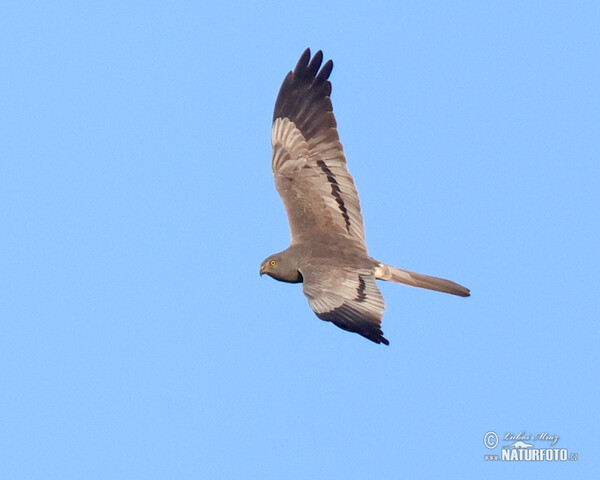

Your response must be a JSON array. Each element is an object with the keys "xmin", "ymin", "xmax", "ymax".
[
  {"xmin": 316, "ymin": 59, "xmax": 334, "ymax": 81},
  {"xmin": 319, "ymin": 304, "xmax": 389, "ymax": 346},
  {"xmin": 306, "ymin": 50, "xmax": 323, "ymax": 76},
  {"xmin": 294, "ymin": 48, "xmax": 311, "ymax": 74},
  {"xmin": 273, "ymin": 49, "xmax": 338, "ymax": 134},
  {"xmin": 368, "ymin": 332, "xmax": 389, "ymax": 346}
]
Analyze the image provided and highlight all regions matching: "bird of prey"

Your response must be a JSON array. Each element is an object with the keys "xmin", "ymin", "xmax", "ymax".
[{"xmin": 260, "ymin": 49, "xmax": 470, "ymax": 345}]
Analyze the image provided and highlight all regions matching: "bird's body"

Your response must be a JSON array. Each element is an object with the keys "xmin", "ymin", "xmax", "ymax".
[{"xmin": 260, "ymin": 49, "xmax": 469, "ymax": 345}]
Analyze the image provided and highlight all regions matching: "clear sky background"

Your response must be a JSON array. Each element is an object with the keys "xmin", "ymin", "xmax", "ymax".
[{"xmin": 1, "ymin": 1, "xmax": 598, "ymax": 478}]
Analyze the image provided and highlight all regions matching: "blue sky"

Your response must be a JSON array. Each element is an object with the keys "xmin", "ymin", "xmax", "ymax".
[{"xmin": 1, "ymin": 1, "xmax": 599, "ymax": 478}]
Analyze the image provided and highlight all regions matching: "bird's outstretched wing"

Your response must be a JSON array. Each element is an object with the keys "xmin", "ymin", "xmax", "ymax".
[
  {"xmin": 300, "ymin": 265, "xmax": 388, "ymax": 345},
  {"xmin": 271, "ymin": 49, "xmax": 367, "ymax": 250}
]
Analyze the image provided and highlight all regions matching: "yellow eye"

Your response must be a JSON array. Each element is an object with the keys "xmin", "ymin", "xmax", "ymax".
[{"xmin": 269, "ymin": 259, "xmax": 277, "ymax": 266}]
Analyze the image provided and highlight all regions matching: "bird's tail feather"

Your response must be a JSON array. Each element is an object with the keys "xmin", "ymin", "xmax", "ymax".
[{"xmin": 375, "ymin": 262, "xmax": 470, "ymax": 297}]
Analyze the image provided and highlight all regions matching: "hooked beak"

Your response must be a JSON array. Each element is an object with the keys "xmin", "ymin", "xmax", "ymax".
[{"xmin": 259, "ymin": 264, "xmax": 265, "ymax": 276}]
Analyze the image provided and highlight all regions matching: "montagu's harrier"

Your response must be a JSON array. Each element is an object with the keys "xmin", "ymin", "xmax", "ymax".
[{"xmin": 260, "ymin": 49, "xmax": 470, "ymax": 345}]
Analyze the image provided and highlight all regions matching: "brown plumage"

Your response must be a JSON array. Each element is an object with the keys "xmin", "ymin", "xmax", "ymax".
[{"xmin": 260, "ymin": 49, "xmax": 469, "ymax": 345}]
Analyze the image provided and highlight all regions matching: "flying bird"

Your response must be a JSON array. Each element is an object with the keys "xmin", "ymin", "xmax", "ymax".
[{"xmin": 260, "ymin": 49, "xmax": 470, "ymax": 345}]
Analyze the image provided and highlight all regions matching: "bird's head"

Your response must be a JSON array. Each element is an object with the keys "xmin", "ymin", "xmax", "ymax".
[{"xmin": 259, "ymin": 253, "xmax": 303, "ymax": 284}]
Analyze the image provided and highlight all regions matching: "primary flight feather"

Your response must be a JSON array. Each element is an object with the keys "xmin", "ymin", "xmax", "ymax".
[{"xmin": 260, "ymin": 49, "xmax": 470, "ymax": 345}]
